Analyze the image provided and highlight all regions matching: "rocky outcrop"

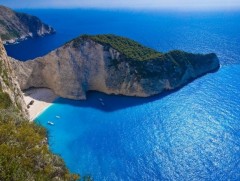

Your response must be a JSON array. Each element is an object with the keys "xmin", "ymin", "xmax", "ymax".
[
  {"xmin": 0, "ymin": 5, "xmax": 55, "ymax": 44},
  {"xmin": 0, "ymin": 40, "xmax": 28, "ymax": 117},
  {"xmin": 10, "ymin": 35, "xmax": 220, "ymax": 100}
]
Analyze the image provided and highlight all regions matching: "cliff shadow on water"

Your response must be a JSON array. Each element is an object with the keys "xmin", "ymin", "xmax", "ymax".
[
  {"xmin": 23, "ymin": 88, "xmax": 170, "ymax": 112},
  {"xmin": 49, "ymin": 78, "xmax": 206, "ymax": 113},
  {"xmin": 53, "ymin": 91, "xmax": 168, "ymax": 112}
]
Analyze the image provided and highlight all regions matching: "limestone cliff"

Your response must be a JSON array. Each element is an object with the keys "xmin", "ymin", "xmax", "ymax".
[
  {"xmin": 0, "ymin": 40, "xmax": 28, "ymax": 117},
  {"xmin": 10, "ymin": 34, "xmax": 220, "ymax": 100},
  {"xmin": 0, "ymin": 5, "xmax": 55, "ymax": 44}
]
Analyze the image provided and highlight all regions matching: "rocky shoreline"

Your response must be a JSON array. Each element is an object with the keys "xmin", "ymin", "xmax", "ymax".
[
  {"xmin": 2, "ymin": 31, "xmax": 56, "ymax": 45},
  {"xmin": 0, "ymin": 5, "xmax": 55, "ymax": 44}
]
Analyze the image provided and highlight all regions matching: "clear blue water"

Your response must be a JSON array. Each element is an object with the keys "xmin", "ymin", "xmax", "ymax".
[{"xmin": 6, "ymin": 9, "xmax": 240, "ymax": 180}]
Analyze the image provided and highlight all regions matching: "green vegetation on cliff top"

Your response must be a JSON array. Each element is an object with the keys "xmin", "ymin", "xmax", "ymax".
[
  {"xmin": 71, "ymin": 35, "xmax": 217, "ymax": 65},
  {"xmin": 72, "ymin": 34, "xmax": 162, "ymax": 61}
]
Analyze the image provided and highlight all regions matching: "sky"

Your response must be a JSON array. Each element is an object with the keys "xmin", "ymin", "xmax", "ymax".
[{"xmin": 0, "ymin": 0, "xmax": 240, "ymax": 10}]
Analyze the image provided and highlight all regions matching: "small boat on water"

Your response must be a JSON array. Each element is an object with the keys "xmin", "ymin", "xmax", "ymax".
[
  {"xmin": 56, "ymin": 116, "xmax": 61, "ymax": 119},
  {"xmin": 48, "ymin": 121, "xmax": 54, "ymax": 125},
  {"xmin": 98, "ymin": 98, "xmax": 105, "ymax": 106}
]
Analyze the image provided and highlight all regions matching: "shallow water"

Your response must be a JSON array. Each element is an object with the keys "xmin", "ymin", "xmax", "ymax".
[{"xmin": 6, "ymin": 9, "xmax": 240, "ymax": 180}]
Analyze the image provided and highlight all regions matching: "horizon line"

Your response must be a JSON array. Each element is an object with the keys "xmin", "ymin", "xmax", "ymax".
[{"xmin": 12, "ymin": 6, "xmax": 240, "ymax": 12}]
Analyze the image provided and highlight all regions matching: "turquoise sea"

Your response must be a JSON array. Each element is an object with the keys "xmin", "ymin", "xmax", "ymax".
[{"xmin": 5, "ymin": 9, "xmax": 240, "ymax": 180}]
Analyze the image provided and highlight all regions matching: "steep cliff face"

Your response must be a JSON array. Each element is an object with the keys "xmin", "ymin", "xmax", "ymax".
[
  {"xmin": 0, "ymin": 40, "xmax": 28, "ymax": 117},
  {"xmin": 0, "ymin": 5, "xmax": 55, "ymax": 44},
  {"xmin": 11, "ymin": 35, "xmax": 220, "ymax": 100},
  {"xmin": 0, "ymin": 40, "xmax": 81, "ymax": 180}
]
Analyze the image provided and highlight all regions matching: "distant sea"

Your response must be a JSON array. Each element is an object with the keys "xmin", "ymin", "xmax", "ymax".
[{"xmin": 5, "ymin": 9, "xmax": 240, "ymax": 180}]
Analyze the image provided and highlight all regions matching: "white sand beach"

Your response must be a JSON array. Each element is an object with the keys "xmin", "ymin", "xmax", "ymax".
[{"xmin": 23, "ymin": 88, "xmax": 58, "ymax": 121}]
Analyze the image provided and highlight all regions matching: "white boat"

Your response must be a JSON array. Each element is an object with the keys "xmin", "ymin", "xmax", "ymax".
[
  {"xmin": 101, "ymin": 102, "xmax": 105, "ymax": 106},
  {"xmin": 98, "ymin": 98, "xmax": 103, "ymax": 101},
  {"xmin": 56, "ymin": 116, "xmax": 61, "ymax": 119},
  {"xmin": 48, "ymin": 121, "xmax": 54, "ymax": 125}
]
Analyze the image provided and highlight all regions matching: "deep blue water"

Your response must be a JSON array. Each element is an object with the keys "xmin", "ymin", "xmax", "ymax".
[{"xmin": 5, "ymin": 9, "xmax": 240, "ymax": 180}]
